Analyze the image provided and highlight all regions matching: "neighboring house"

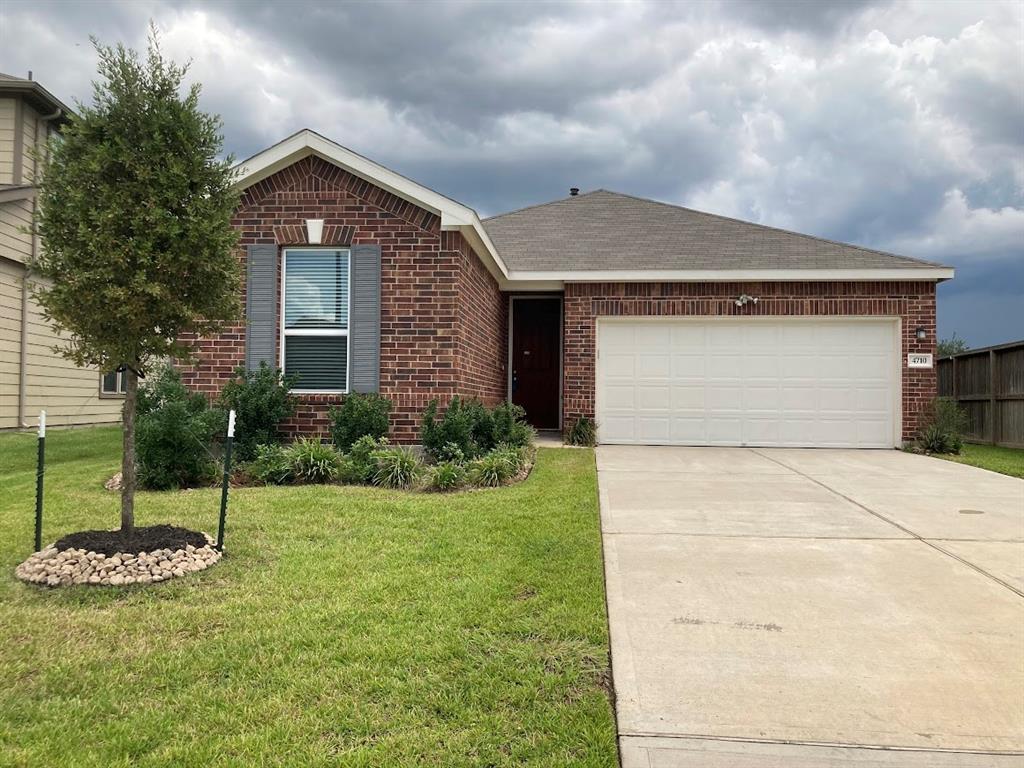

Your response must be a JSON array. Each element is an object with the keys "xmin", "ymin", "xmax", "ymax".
[
  {"xmin": 181, "ymin": 129, "xmax": 953, "ymax": 448},
  {"xmin": 0, "ymin": 73, "xmax": 123, "ymax": 430}
]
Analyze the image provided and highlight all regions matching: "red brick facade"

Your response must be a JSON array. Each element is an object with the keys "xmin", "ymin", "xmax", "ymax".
[
  {"xmin": 563, "ymin": 281, "xmax": 937, "ymax": 443},
  {"xmin": 181, "ymin": 153, "xmax": 940, "ymax": 447},
  {"xmin": 180, "ymin": 156, "xmax": 507, "ymax": 442}
]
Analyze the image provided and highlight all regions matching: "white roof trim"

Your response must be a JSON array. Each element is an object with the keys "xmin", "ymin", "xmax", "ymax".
[
  {"xmin": 504, "ymin": 268, "xmax": 954, "ymax": 285},
  {"xmin": 233, "ymin": 129, "xmax": 510, "ymax": 281}
]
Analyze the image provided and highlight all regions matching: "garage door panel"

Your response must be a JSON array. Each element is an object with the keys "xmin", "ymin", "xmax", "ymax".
[
  {"xmin": 637, "ymin": 354, "xmax": 670, "ymax": 378},
  {"xmin": 637, "ymin": 418, "xmax": 670, "ymax": 442},
  {"xmin": 597, "ymin": 319, "xmax": 897, "ymax": 448},
  {"xmin": 671, "ymin": 325, "xmax": 706, "ymax": 347},
  {"xmin": 672, "ymin": 385, "xmax": 705, "ymax": 409},
  {"xmin": 671, "ymin": 417, "xmax": 707, "ymax": 442},
  {"xmin": 637, "ymin": 385, "xmax": 670, "ymax": 410},
  {"xmin": 671, "ymin": 354, "xmax": 705, "ymax": 378},
  {"xmin": 603, "ymin": 384, "xmax": 635, "ymax": 409},
  {"xmin": 707, "ymin": 385, "xmax": 742, "ymax": 410},
  {"xmin": 602, "ymin": 415, "xmax": 636, "ymax": 442}
]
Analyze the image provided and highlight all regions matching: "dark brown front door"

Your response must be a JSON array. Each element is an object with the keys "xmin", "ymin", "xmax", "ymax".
[{"xmin": 511, "ymin": 297, "xmax": 561, "ymax": 429}]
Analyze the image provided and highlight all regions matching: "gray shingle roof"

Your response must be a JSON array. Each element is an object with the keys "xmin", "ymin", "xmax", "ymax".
[{"xmin": 482, "ymin": 189, "xmax": 945, "ymax": 272}]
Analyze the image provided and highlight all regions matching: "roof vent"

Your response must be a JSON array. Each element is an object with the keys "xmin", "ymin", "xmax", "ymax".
[{"xmin": 569, "ymin": 187, "xmax": 579, "ymax": 197}]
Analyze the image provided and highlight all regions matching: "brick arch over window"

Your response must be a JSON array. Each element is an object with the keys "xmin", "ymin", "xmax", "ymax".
[{"xmin": 272, "ymin": 224, "xmax": 355, "ymax": 246}]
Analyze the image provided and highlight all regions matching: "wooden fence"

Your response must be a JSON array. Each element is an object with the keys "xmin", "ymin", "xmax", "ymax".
[{"xmin": 937, "ymin": 340, "xmax": 1024, "ymax": 448}]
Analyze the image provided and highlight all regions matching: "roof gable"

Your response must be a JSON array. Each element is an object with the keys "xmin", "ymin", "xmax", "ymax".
[{"xmin": 233, "ymin": 130, "xmax": 508, "ymax": 282}]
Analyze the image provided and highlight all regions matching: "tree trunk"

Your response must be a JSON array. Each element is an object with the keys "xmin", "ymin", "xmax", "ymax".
[{"xmin": 121, "ymin": 367, "xmax": 138, "ymax": 535}]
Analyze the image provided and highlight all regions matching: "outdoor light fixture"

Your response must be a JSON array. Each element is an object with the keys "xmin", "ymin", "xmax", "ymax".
[{"xmin": 915, "ymin": 327, "xmax": 927, "ymax": 341}]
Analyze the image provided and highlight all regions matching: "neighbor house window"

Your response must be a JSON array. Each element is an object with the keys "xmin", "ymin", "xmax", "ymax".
[
  {"xmin": 100, "ymin": 370, "xmax": 127, "ymax": 396},
  {"xmin": 282, "ymin": 248, "xmax": 350, "ymax": 392}
]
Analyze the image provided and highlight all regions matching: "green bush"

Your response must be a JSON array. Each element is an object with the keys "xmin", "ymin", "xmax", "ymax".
[
  {"xmin": 287, "ymin": 438, "xmax": 343, "ymax": 483},
  {"xmin": 329, "ymin": 393, "xmax": 392, "ymax": 451},
  {"xmin": 247, "ymin": 443, "xmax": 293, "ymax": 485},
  {"xmin": 218, "ymin": 363, "xmax": 298, "ymax": 461},
  {"xmin": 916, "ymin": 397, "xmax": 968, "ymax": 454},
  {"xmin": 566, "ymin": 416, "xmax": 597, "ymax": 447},
  {"xmin": 429, "ymin": 461, "xmax": 465, "ymax": 492},
  {"xmin": 136, "ymin": 367, "xmax": 224, "ymax": 490},
  {"xmin": 422, "ymin": 397, "xmax": 534, "ymax": 460},
  {"xmin": 472, "ymin": 450, "xmax": 515, "ymax": 488},
  {"xmin": 435, "ymin": 441, "xmax": 466, "ymax": 464},
  {"xmin": 345, "ymin": 435, "xmax": 387, "ymax": 484},
  {"xmin": 491, "ymin": 401, "xmax": 535, "ymax": 448},
  {"xmin": 372, "ymin": 446, "xmax": 422, "ymax": 489},
  {"xmin": 493, "ymin": 442, "xmax": 530, "ymax": 474}
]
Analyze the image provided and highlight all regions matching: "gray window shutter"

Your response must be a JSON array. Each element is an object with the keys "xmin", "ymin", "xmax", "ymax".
[
  {"xmin": 245, "ymin": 244, "xmax": 278, "ymax": 372},
  {"xmin": 350, "ymin": 244, "xmax": 381, "ymax": 392}
]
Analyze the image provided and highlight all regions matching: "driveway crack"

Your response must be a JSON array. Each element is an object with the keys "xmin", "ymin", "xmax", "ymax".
[{"xmin": 748, "ymin": 449, "xmax": 1024, "ymax": 599}]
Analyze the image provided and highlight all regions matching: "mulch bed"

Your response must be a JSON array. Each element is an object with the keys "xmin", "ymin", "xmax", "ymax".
[{"xmin": 54, "ymin": 525, "xmax": 208, "ymax": 556}]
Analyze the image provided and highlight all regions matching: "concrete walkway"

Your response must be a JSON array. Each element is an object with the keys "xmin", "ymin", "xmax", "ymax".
[{"xmin": 597, "ymin": 446, "xmax": 1024, "ymax": 767}]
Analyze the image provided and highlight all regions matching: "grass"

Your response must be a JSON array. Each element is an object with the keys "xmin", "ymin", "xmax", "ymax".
[
  {"xmin": 0, "ymin": 427, "xmax": 616, "ymax": 767},
  {"xmin": 934, "ymin": 442, "xmax": 1024, "ymax": 479}
]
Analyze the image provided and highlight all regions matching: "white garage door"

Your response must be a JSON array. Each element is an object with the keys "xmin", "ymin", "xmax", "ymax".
[{"xmin": 596, "ymin": 318, "xmax": 899, "ymax": 448}]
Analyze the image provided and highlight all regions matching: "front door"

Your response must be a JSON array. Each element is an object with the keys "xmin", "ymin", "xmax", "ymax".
[{"xmin": 511, "ymin": 297, "xmax": 561, "ymax": 429}]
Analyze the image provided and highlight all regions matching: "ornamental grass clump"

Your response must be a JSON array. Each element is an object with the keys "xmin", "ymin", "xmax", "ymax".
[
  {"xmin": 288, "ymin": 439, "xmax": 343, "ymax": 484},
  {"xmin": 372, "ymin": 446, "xmax": 423, "ymax": 490},
  {"xmin": 428, "ymin": 461, "xmax": 466, "ymax": 492}
]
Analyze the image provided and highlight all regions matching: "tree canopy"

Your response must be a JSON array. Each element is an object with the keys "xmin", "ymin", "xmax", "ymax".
[{"xmin": 32, "ymin": 30, "xmax": 240, "ymax": 376}]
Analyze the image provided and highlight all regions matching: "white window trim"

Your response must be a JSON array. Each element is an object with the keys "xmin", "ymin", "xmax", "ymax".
[
  {"xmin": 99, "ymin": 370, "xmax": 127, "ymax": 397},
  {"xmin": 280, "ymin": 247, "xmax": 352, "ymax": 395}
]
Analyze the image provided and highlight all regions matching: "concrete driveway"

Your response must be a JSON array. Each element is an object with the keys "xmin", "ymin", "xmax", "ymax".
[{"xmin": 597, "ymin": 446, "xmax": 1024, "ymax": 767}]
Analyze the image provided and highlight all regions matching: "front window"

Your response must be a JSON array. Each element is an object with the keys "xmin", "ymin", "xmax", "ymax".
[{"xmin": 282, "ymin": 248, "xmax": 350, "ymax": 392}]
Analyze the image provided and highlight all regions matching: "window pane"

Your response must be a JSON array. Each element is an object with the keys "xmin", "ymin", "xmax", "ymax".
[
  {"xmin": 285, "ymin": 250, "xmax": 349, "ymax": 329},
  {"xmin": 101, "ymin": 372, "xmax": 119, "ymax": 394},
  {"xmin": 284, "ymin": 336, "xmax": 348, "ymax": 390}
]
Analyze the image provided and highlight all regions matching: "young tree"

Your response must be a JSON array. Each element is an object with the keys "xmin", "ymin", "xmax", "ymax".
[
  {"xmin": 937, "ymin": 333, "xmax": 970, "ymax": 358},
  {"xmin": 31, "ymin": 30, "xmax": 240, "ymax": 535}
]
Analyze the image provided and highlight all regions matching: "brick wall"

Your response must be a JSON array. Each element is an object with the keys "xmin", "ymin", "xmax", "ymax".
[
  {"xmin": 182, "ymin": 156, "xmax": 463, "ymax": 442},
  {"xmin": 563, "ymin": 281, "xmax": 937, "ymax": 443},
  {"xmin": 446, "ymin": 231, "xmax": 508, "ymax": 405}
]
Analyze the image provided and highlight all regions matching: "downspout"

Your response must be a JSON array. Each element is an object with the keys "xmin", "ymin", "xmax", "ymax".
[{"xmin": 18, "ymin": 106, "xmax": 63, "ymax": 428}]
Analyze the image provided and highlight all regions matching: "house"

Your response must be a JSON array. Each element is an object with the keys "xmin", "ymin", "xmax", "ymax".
[
  {"xmin": 0, "ymin": 73, "xmax": 124, "ymax": 430},
  {"xmin": 181, "ymin": 129, "xmax": 953, "ymax": 448}
]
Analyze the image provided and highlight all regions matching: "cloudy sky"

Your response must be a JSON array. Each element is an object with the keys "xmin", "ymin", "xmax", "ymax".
[{"xmin": 2, "ymin": 0, "xmax": 1022, "ymax": 347}]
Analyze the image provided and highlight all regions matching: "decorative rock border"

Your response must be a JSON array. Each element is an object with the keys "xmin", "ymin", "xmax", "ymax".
[{"xmin": 15, "ymin": 533, "xmax": 221, "ymax": 587}]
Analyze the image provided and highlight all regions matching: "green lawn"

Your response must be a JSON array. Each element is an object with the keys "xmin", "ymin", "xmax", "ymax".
[
  {"xmin": 0, "ymin": 427, "xmax": 616, "ymax": 767},
  {"xmin": 935, "ymin": 443, "xmax": 1024, "ymax": 479}
]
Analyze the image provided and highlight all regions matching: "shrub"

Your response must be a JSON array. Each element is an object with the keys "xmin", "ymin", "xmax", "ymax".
[
  {"xmin": 372, "ymin": 446, "xmax": 422, "ymax": 489},
  {"xmin": 429, "ymin": 461, "xmax": 465, "ymax": 492},
  {"xmin": 491, "ymin": 401, "xmax": 535, "ymax": 448},
  {"xmin": 472, "ymin": 449, "xmax": 515, "ymax": 488},
  {"xmin": 566, "ymin": 416, "xmax": 597, "ymax": 447},
  {"xmin": 218, "ymin": 363, "xmax": 298, "ymax": 461},
  {"xmin": 247, "ymin": 443, "xmax": 293, "ymax": 485},
  {"xmin": 422, "ymin": 397, "xmax": 535, "ymax": 460},
  {"xmin": 288, "ymin": 438, "xmax": 343, "ymax": 483},
  {"xmin": 136, "ymin": 367, "xmax": 224, "ymax": 490},
  {"xmin": 916, "ymin": 397, "xmax": 968, "ymax": 454},
  {"xmin": 329, "ymin": 393, "xmax": 392, "ymax": 451},
  {"xmin": 345, "ymin": 435, "xmax": 387, "ymax": 484},
  {"xmin": 435, "ymin": 441, "xmax": 466, "ymax": 464}
]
